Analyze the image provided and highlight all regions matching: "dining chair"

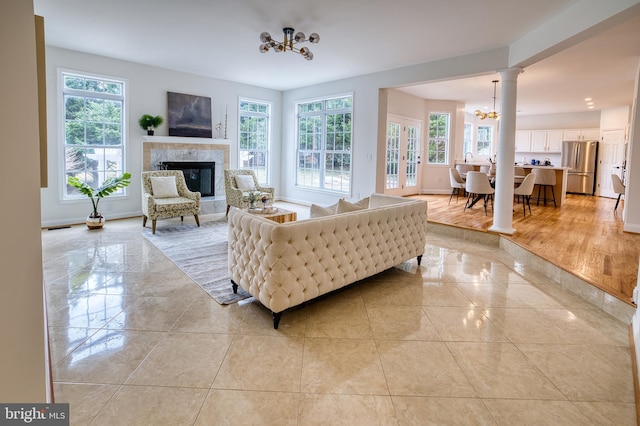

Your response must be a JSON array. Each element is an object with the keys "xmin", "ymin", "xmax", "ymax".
[
  {"xmin": 448, "ymin": 168, "xmax": 466, "ymax": 204},
  {"xmin": 464, "ymin": 171, "xmax": 495, "ymax": 215},
  {"xmin": 455, "ymin": 164, "xmax": 475, "ymax": 181},
  {"xmin": 514, "ymin": 166, "xmax": 525, "ymax": 176},
  {"xmin": 513, "ymin": 173, "xmax": 536, "ymax": 217},
  {"xmin": 611, "ymin": 173, "xmax": 625, "ymax": 211},
  {"xmin": 532, "ymin": 168, "xmax": 556, "ymax": 207}
]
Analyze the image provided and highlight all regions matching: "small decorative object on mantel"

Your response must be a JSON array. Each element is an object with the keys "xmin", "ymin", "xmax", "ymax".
[
  {"xmin": 138, "ymin": 114, "xmax": 164, "ymax": 136},
  {"xmin": 67, "ymin": 172, "xmax": 132, "ymax": 229}
]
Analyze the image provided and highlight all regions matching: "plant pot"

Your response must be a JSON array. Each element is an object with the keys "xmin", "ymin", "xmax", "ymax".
[
  {"xmin": 86, "ymin": 214, "xmax": 105, "ymax": 230},
  {"xmin": 147, "ymin": 129, "xmax": 155, "ymax": 136}
]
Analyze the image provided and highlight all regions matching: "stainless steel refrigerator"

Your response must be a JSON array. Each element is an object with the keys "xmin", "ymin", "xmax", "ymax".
[{"xmin": 561, "ymin": 140, "xmax": 598, "ymax": 195}]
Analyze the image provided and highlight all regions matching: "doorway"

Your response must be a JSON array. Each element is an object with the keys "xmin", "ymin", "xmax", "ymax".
[
  {"xmin": 385, "ymin": 114, "xmax": 422, "ymax": 196},
  {"xmin": 597, "ymin": 128, "xmax": 626, "ymax": 198}
]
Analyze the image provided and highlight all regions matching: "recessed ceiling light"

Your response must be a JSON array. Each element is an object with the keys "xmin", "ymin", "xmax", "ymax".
[
  {"xmin": 584, "ymin": 97, "xmax": 592, "ymax": 101},
  {"xmin": 588, "ymin": 105, "xmax": 594, "ymax": 109},
  {"xmin": 587, "ymin": 102, "xmax": 594, "ymax": 105}
]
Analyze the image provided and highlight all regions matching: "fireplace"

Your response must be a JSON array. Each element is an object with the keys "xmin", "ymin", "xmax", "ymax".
[{"xmin": 161, "ymin": 161, "xmax": 215, "ymax": 197}]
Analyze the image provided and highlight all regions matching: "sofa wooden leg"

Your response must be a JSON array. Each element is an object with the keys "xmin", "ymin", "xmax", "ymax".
[
  {"xmin": 194, "ymin": 214, "xmax": 200, "ymax": 227},
  {"xmin": 226, "ymin": 205, "xmax": 231, "ymax": 216},
  {"xmin": 231, "ymin": 280, "xmax": 238, "ymax": 294},
  {"xmin": 142, "ymin": 216, "xmax": 147, "ymax": 227},
  {"xmin": 152, "ymin": 220, "xmax": 156, "ymax": 234},
  {"xmin": 181, "ymin": 216, "xmax": 184, "ymax": 222},
  {"xmin": 272, "ymin": 312, "xmax": 282, "ymax": 329},
  {"xmin": 417, "ymin": 255, "xmax": 423, "ymax": 266}
]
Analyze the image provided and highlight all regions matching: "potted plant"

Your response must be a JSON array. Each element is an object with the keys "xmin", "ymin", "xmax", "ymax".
[
  {"xmin": 138, "ymin": 114, "xmax": 164, "ymax": 136},
  {"xmin": 67, "ymin": 172, "xmax": 132, "ymax": 229}
]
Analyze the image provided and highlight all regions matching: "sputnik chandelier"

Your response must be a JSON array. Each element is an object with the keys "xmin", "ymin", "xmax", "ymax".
[
  {"xmin": 259, "ymin": 27, "xmax": 320, "ymax": 60},
  {"xmin": 475, "ymin": 80, "xmax": 500, "ymax": 120}
]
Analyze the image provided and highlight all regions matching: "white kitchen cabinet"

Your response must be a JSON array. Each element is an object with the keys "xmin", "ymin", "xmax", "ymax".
[
  {"xmin": 546, "ymin": 130, "xmax": 563, "ymax": 151},
  {"xmin": 563, "ymin": 128, "xmax": 600, "ymax": 141},
  {"xmin": 530, "ymin": 130, "xmax": 563, "ymax": 152},
  {"xmin": 515, "ymin": 131, "xmax": 532, "ymax": 151}
]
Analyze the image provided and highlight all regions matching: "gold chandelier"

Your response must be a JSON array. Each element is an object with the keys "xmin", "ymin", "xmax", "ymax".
[
  {"xmin": 259, "ymin": 27, "xmax": 320, "ymax": 60},
  {"xmin": 475, "ymin": 80, "xmax": 500, "ymax": 120}
]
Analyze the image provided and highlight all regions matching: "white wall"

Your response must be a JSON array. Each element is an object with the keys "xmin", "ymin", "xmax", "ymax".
[
  {"xmin": 41, "ymin": 47, "xmax": 282, "ymax": 227},
  {"xmin": 0, "ymin": 0, "xmax": 48, "ymax": 401},
  {"xmin": 624, "ymin": 62, "xmax": 640, "ymax": 233},
  {"xmin": 516, "ymin": 111, "xmax": 601, "ymax": 130}
]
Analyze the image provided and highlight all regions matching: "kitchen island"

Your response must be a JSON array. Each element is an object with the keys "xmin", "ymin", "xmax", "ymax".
[{"xmin": 455, "ymin": 163, "xmax": 570, "ymax": 207}]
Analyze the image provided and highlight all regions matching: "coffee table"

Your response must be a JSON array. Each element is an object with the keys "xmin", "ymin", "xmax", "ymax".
[{"xmin": 248, "ymin": 207, "xmax": 297, "ymax": 223}]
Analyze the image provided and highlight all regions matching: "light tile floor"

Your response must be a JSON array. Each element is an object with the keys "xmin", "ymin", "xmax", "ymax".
[{"xmin": 42, "ymin": 205, "xmax": 636, "ymax": 425}]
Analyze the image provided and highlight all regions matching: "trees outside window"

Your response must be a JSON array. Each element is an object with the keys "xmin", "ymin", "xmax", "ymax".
[
  {"xmin": 296, "ymin": 95, "xmax": 352, "ymax": 193},
  {"xmin": 239, "ymin": 99, "xmax": 271, "ymax": 184},
  {"xmin": 428, "ymin": 113, "xmax": 449, "ymax": 164},
  {"xmin": 477, "ymin": 125, "xmax": 493, "ymax": 156},
  {"xmin": 63, "ymin": 71, "xmax": 126, "ymax": 200}
]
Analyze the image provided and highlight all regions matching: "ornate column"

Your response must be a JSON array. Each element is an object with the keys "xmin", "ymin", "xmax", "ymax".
[{"xmin": 489, "ymin": 67, "xmax": 523, "ymax": 235}]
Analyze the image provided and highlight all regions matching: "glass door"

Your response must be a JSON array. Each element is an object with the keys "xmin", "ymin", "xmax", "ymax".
[{"xmin": 385, "ymin": 115, "xmax": 422, "ymax": 196}]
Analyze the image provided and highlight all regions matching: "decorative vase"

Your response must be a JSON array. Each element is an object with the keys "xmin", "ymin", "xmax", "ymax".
[
  {"xmin": 147, "ymin": 129, "xmax": 154, "ymax": 136},
  {"xmin": 86, "ymin": 214, "xmax": 105, "ymax": 230}
]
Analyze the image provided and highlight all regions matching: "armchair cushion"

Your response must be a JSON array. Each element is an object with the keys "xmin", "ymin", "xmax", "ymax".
[
  {"xmin": 235, "ymin": 175, "xmax": 256, "ymax": 191},
  {"xmin": 150, "ymin": 176, "xmax": 179, "ymax": 198}
]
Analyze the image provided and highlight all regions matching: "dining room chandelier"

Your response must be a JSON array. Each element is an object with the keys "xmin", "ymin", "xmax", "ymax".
[
  {"xmin": 259, "ymin": 27, "xmax": 320, "ymax": 60},
  {"xmin": 475, "ymin": 80, "xmax": 500, "ymax": 120}
]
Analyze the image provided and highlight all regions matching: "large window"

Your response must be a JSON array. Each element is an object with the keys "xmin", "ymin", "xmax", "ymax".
[
  {"xmin": 428, "ymin": 112, "xmax": 450, "ymax": 164},
  {"xmin": 63, "ymin": 71, "xmax": 126, "ymax": 199},
  {"xmin": 463, "ymin": 123, "xmax": 473, "ymax": 156},
  {"xmin": 477, "ymin": 125, "xmax": 493, "ymax": 156},
  {"xmin": 239, "ymin": 99, "xmax": 271, "ymax": 183},
  {"xmin": 296, "ymin": 95, "xmax": 352, "ymax": 193}
]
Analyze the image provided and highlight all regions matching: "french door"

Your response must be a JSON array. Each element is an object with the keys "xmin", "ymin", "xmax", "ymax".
[{"xmin": 385, "ymin": 115, "xmax": 422, "ymax": 196}]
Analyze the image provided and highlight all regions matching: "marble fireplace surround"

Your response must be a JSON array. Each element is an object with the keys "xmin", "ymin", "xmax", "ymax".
[{"xmin": 142, "ymin": 136, "xmax": 229, "ymax": 214}]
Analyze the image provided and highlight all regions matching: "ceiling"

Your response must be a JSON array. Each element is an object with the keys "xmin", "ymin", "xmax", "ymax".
[{"xmin": 33, "ymin": 0, "xmax": 640, "ymax": 116}]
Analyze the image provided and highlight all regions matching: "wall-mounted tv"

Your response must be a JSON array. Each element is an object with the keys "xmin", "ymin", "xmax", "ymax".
[{"xmin": 167, "ymin": 92, "xmax": 212, "ymax": 138}]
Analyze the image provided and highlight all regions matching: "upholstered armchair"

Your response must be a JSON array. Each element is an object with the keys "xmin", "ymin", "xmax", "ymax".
[
  {"xmin": 223, "ymin": 169, "xmax": 275, "ymax": 216},
  {"xmin": 141, "ymin": 170, "xmax": 201, "ymax": 234}
]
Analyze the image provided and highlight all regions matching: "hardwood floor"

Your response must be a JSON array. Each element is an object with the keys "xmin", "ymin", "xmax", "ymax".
[{"xmin": 412, "ymin": 193, "xmax": 640, "ymax": 305}]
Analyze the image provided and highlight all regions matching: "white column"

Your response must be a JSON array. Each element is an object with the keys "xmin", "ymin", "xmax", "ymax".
[{"xmin": 489, "ymin": 67, "xmax": 523, "ymax": 235}]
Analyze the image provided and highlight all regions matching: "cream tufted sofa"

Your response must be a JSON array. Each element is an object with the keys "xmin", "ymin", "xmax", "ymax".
[{"xmin": 227, "ymin": 194, "xmax": 428, "ymax": 328}]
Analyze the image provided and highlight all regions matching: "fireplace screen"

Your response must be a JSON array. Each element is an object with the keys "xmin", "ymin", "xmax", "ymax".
[{"xmin": 161, "ymin": 162, "xmax": 215, "ymax": 197}]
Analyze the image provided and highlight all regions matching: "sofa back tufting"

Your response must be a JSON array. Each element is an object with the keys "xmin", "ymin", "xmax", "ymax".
[{"xmin": 228, "ymin": 194, "xmax": 428, "ymax": 323}]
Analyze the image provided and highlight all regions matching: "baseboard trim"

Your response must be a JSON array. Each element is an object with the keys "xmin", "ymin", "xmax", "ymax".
[{"xmin": 629, "ymin": 325, "xmax": 640, "ymax": 425}]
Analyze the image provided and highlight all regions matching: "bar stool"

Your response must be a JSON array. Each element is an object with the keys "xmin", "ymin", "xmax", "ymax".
[{"xmin": 532, "ymin": 169, "xmax": 556, "ymax": 207}]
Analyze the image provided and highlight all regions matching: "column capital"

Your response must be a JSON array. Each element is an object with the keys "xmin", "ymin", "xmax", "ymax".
[{"xmin": 498, "ymin": 67, "xmax": 524, "ymax": 81}]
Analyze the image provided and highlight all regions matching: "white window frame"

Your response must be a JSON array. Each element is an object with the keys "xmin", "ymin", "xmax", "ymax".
[
  {"xmin": 60, "ymin": 69, "xmax": 127, "ymax": 201},
  {"xmin": 427, "ymin": 112, "xmax": 450, "ymax": 165},
  {"xmin": 238, "ymin": 98, "xmax": 271, "ymax": 184},
  {"xmin": 476, "ymin": 124, "xmax": 493, "ymax": 156},
  {"xmin": 295, "ymin": 93, "xmax": 353, "ymax": 194}
]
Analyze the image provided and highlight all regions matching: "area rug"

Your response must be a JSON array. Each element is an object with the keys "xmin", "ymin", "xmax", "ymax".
[{"xmin": 143, "ymin": 219, "xmax": 251, "ymax": 304}]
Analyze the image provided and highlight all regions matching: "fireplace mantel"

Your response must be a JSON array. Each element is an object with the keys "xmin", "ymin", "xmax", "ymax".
[{"xmin": 142, "ymin": 135, "xmax": 230, "ymax": 145}]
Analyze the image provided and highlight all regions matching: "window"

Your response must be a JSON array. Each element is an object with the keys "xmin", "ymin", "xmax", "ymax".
[
  {"xmin": 63, "ymin": 71, "xmax": 126, "ymax": 199},
  {"xmin": 463, "ymin": 123, "xmax": 473, "ymax": 156},
  {"xmin": 296, "ymin": 95, "xmax": 352, "ymax": 193},
  {"xmin": 477, "ymin": 125, "xmax": 493, "ymax": 156},
  {"xmin": 239, "ymin": 99, "xmax": 271, "ymax": 183},
  {"xmin": 428, "ymin": 113, "xmax": 450, "ymax": 164}
]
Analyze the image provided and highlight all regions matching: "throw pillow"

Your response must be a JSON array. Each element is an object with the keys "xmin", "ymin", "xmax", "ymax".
[
  {"xmin": 235, "ymin": 174, "xmax": 256, "ymax": 191},
  {"xmin": 150, "ymin": 176, "xmax": 179, "ymax": 198},
  {"xmin": 310, "ymin": 202, "xmax": 338, "ymax": 218},
  {"xmin": 336, "ymin": 198, "xmax": 368, "ymax": 214}
]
